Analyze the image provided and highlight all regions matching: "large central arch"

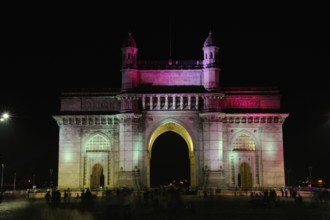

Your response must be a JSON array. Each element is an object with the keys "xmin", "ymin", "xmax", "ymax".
[{"xmin": 147, "ymin": 122, "xmax": 196, "ymax": 188}]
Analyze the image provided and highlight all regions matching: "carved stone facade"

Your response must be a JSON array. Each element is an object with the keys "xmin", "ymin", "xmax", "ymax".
[{"xmin": 54, "ymin": 31, "xmax": 288, "ymax": 190}]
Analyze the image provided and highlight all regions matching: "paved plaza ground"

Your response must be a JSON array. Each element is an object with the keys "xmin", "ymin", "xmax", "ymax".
[{"xmin": 1, "ymin": 191, "xmax": 329, "ymax": 220}]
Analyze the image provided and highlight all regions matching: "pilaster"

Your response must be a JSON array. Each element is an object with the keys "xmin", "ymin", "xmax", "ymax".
[
  {"xmin": 199, "ymin": 112, "xmax": 225, "ymax": 188},
  {"xmin": 116, "ymin": 113, "xmax": 144, "ymax": 188}
]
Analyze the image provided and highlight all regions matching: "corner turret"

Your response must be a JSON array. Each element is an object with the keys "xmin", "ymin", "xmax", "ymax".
[
  {"xmin": 202, "ymin": 31, "xmax": 221, "ymax": 91},
  {"xmin": 121, "ymin": 32, "xmax": 139, "ymax": 92}
]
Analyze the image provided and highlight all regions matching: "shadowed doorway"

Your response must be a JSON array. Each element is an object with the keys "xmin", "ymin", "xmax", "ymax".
[
  {"xmin": 239, "ymin": 162, "xmax": 252, "ymax": 188},
  {"xmin": 150, "ymin": 131, "xmax": 190, "ymax": 187},
  {"xmin": 90, "ymin": 163, "xmax": 104, "ymax": 189}
]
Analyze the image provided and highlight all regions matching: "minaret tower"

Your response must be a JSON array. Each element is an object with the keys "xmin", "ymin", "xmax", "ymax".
[
  {"xmin": 121, "ymin": 32, "xmax": 138, "ymax": 92},
  {"xmin": 202, "ymin": 31, "xmax": 220, "ymax": 91}
]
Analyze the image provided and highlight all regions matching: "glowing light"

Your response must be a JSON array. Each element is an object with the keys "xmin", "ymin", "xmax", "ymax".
[
  {"xmin": 133, "ymin": 142, "xmax": 141, "ymax": 162},
  {"xmin": 316, "ymin": 179, "xmax": 325, "ymax": 187},
  {"xmin": 0, "ymin": 112, "xmax": 10, "ymax": 122},
  {"xmin": 64, "ymin": 152, "xmax": 73, "ymax": 162},
  {"xmin": 218, "ymin": 142, "xmax": 223, "ymax": 161},
  {"xmin": 263, "ymin": 142, "xmax": 277, "ymax": 159}
]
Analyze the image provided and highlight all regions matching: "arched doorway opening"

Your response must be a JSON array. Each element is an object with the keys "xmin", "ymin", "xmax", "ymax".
[
  {"xmin": 147, "ymin": 122, "xmax": 196, "ymax": 188},
  {"xmin": 239, "ymin": 162, "xmax": 252, "ymax": 188},
  {"xmin": 150, "ymin": 131, "xmax": 190, "ymax": 187},
  {"xmin": 90, "ymin": 163, "xmax": 105, "ymax": 189}
]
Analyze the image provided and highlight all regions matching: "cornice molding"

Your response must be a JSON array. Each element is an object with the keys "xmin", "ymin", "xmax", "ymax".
[
  {"xmin": 53, "ymin": 115, "xmax": 117, "ymax": 126},
  {"xmin": 116, "ymin": 113, "xmax": 143, "ymax": 123},
  {"xmin": 223, "ymin": 113, "xmax": 289, "ymax": 124},
  {"xmin": 199, "ymin": 112, "xmax": 226, "ymax": 121}
]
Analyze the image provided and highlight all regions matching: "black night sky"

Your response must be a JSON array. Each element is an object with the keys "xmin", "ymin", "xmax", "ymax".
[{"xmin": 0, "ymin": 7, "xmax": 329, "ymax": 189}]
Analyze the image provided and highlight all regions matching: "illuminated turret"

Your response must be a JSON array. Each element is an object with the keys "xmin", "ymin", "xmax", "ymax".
[
  {"xmin": 121, "ymin": 32, "xmax": 138, "ymax": 91},
  {"xmin": 202, "ymin": 31, "xmax": 220, "ymax": 91}
]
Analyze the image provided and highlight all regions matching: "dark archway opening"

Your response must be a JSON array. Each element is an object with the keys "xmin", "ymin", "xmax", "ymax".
[
  {"xmin": 239, "ymin": 162, "xmax": 252, "ymax": 188},
  {"xmin": 90, "ymin": 163, "xmax": 103, "ymax": 190},
  {"xmin": 150, "ymin": 131, "xmax": 190, "ymax": 187}
]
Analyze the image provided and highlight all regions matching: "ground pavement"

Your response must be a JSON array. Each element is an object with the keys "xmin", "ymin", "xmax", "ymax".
[{"xmin": 0, "ymin": 192, "xmax": 329, "ymax": 220}]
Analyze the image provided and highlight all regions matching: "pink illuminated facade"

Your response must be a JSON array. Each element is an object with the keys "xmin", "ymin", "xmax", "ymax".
[{"xmin": 54, "ymin": 31, "xmax": 288, "ymax": 190}]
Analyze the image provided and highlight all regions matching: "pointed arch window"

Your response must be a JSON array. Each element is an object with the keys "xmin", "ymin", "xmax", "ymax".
[
  {"xmin": 86, "ymin": 134, "xmax": 110, "ymax": 152},
  {"xmin": 232, "ymin": 133, "xmax": 256, "ymax": 151}
]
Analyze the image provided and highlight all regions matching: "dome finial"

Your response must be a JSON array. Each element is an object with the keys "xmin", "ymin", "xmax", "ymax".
[
  {"xmin": 122, "ymin": 31, "xmax": 137, "ymax": 48},
  {"xmin": 203, "ymin": 30, "xmax": 217, "ymax": 47}
]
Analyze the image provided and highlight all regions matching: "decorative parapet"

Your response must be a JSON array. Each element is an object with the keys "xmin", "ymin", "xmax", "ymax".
[
  {"xmin": 81, "ymin": 98, "xmax": 120, "ymax": 111},
  {"xmin": 221, "ymin": 87, "xmax": 281, "ymax": 110},
  {"xmin": 117, "ymin": 94, "xmax": 140, "ymax": 112},
  {"xmin": 137, "ymin": 59, "xmax": 203, "ymax": 69},
  {"xmin": 201, "ymin": 93, "xmax": 224, "ymax": 112},
  {"xmin": 61, "ymin": 96, "xmax": 120, "ymax": 112},
  {"xmin": 222, "ymin": 114, "xmax": 289, "ymax": 124}
]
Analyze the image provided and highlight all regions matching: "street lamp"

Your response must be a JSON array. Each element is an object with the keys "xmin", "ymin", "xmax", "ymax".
[
  {"xmin": 0, "ymin": 112, "xmax": 10, "ymax": 122},
  {"xmin": 49, "ymin": 169, "xmax": 53, "ymax": 188},
  {"xmin": 13, "ymin": 172, "xmax": 16, "ymax": 191},
  {"xmin": 308, "ymin": 166, "xmax": 312, "ymax": 187},
  {"xmin": 1, "ymin": 113, "xmax": 9, "ymax": 192},
  {"xmin": 1, "ymin": 164, "xmax": 5, "ymax": 192}
]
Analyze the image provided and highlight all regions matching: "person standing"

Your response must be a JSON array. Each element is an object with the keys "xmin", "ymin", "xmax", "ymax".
[{"xmin": 45, "ymin": 191, "xmax": 51, "ymax": 204}]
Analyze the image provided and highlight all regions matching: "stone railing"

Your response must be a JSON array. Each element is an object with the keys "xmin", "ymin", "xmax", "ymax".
[{"xmin": 141, "ymin": 94, "xmax": 200, "ymax": 111}]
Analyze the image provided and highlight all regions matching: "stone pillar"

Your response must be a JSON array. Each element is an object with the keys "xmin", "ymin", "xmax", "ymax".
[
  {"xmin": 117, "ymin": 113, "xmax": 143, "ymax": 188},
  {"xmin": 165, "ymin": 96, "xmax": 168, "ymax": 110},
  {"xmin": 157, "ymin": 95, "xmax": 160, "ymax": 110},
  {"xmin": 188, "ymin": 95, "xmax": 191, "ymax": 110},
  {"xmin": 180, "ymin": 95, "xmax": 183, "ymax": 110},
  {"xmin": 196, "ymin": 96, "xmax": 199, "ymax": 110},
  {"xmin": 150, "ymin": 96, "xmax": 153, "ymax": 110},
  {"xmin": 57, "ymin": 125, "xmax": 82, "ymax": 189},
  {"xmin": 260, "ymin": 118, "xmax": 287, "ymax": 188},
  {"xmin": 199, "ymin": 112, "xmax": 225, "ymax": 188}
]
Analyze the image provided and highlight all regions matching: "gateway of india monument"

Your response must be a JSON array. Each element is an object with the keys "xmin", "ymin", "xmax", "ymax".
[{"xmin": 54, "ymin": 31, "xmax": 288, "ymax": 191}]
